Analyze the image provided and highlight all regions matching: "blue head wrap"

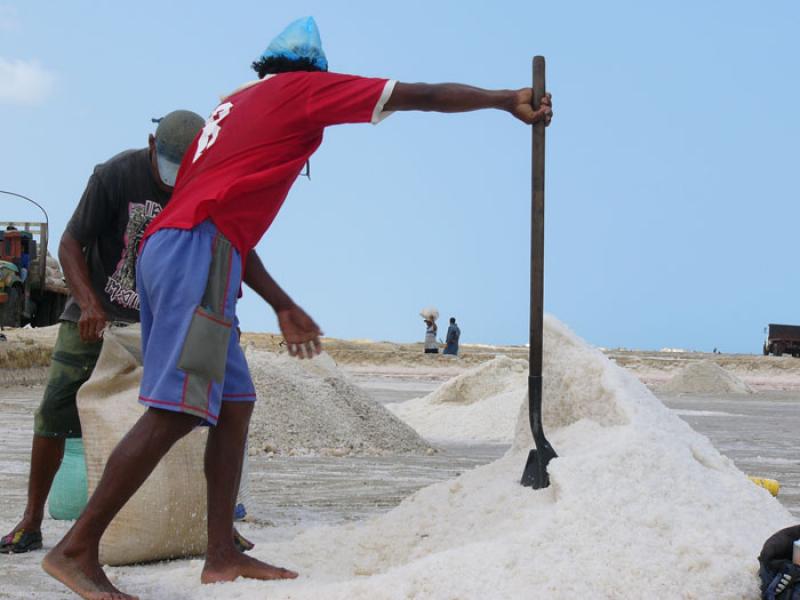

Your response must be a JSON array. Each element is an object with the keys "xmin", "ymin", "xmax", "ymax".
[{"xmin": 257, "ymin": 16, "xmax": 328, "ymax": 71}]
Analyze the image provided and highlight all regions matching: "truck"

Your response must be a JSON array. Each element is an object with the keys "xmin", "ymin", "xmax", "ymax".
[
  {"xmin": 0, "ymin": 190, "xmax": 69, "ymax": 329},
  {"xmin": 762, "ymin": 324, "xmax": 800, "ymax": 357}
]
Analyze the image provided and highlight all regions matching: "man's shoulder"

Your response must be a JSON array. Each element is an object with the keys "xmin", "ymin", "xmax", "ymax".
[
  {"xmin": 230, "ymin": 71, "xmax": 383, "ymax": 104},
  {"xmin": 259, "ymin": 71, "xmax": 381, "ymax": 88},
  {"xmin": 232, "ymin": 72, "xmax": 313, "ymax": 94},
  {"xmin": 93, "ymin": 148, "xmax": 149, "ymax": 182},
  {"xmin": 307, "ymin": 71, "xmax": 387, "ymax": 86}
]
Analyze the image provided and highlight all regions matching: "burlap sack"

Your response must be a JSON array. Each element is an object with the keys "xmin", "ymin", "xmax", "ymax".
[
  {"xmin": 77, "ymin": 325, "xmax": 208, "ymax": 565},
  {"xmin": 419, "ymin": 306, "xmax": 439, "ymax": 321}
]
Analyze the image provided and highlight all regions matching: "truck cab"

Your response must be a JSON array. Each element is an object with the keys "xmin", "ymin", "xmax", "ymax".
[{"xmin": 763, "ymin": 323, "xmax": 800, "ymax": 358}]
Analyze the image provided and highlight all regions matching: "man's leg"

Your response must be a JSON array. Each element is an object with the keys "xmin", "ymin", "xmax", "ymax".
[
  {"xmin": 42, "ymin": 408, "xmax": 199, "ymax": 600},
  {"xmin": 201, "ymin": 401, "xmax": 297, "ymax": 583},
  {"xmin": 234, "ymin": 439, "xmax": 250, "ymax": 518},
  {"xmin": 20, "ymin": 436, "xmax": 64, "ymax": 527},
  {"xmin": 232, "ymin": 446, "xmax": 255, "ymax": 553},
  {"xmin": 2, "ymin": 321, "xmax": 100, "ymax": 554},
  {"xmin": 0, "ymin": 436, "xmax": 64, "ymax": 553}
]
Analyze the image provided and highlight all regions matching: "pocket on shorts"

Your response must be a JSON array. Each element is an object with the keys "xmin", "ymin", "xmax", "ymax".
[{"xmin": 177, "ymin": 306, "xmax": 232, "ymax": 384}]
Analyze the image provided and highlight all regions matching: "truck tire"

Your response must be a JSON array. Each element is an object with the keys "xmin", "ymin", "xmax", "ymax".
[
  {"xmin": 774, "ymin": 345, "xmax": 783, "ymax": 357},
  {"xmin": 32, "ymin": 292, "xmax": 66, "ymax": 327},
  {"xmin": 32, "ymin": 295, "xmax": 51, "ymax": 328},
  {"xmin": 763, "ymin": 345, "xmax": 769, "ymax": 356},
  {"xmin": 47, "ymin": 293, "xmax": 66, "ymax": 325},
  {"xmin": 1, "ymin": 285, "xmax": 22, "ymax": 328}
]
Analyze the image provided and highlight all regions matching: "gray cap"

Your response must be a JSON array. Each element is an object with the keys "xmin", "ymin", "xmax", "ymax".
[{"xmin": 153, "ymin": 110, "xmax": 205, "ymax": 187}]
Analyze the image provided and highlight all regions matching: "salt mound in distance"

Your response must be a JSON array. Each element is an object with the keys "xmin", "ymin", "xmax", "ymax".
[
  {"xmin": 425, "ymin": 355, "xmax": 527, "ymax": 405},
  {"xmin": 134, "ymin": 316, "xmax": 790, "ymax": 599},
  {"xmin": 388, "ymin": 355, "xmax": 527, "ymax": 443},
  {"xmin": 659, "ymin": 360, "xmax": 753, "ymax": 395},
  {"xmin": 389, "ymin": 315, "xmax": 633, "ymax": 445},
  {"xmin": 245, "ymin": 349, "xmax": 432, "ymax": 456}
]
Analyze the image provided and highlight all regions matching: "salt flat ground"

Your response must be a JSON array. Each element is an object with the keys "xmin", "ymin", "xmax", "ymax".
[{"xmin": 1, "ymin": 338, "xmax": 799, "ymax": 598}]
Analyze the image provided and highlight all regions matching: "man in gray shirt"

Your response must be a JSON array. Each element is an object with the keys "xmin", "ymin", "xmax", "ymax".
[{"xmin": 0, "ymin": 111, "xmax": 204, "ymax": 553}]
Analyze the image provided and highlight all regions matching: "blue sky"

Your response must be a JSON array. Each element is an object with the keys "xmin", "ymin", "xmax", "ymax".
[{"xmin": 1, "ymin": 1, "xmax": 798, "ymax": 353}]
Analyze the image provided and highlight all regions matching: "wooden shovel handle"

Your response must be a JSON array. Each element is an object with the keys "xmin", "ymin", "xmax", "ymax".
[{"xmin": 529, "ymin": 56, "xmax": 546, "ymax": 377}]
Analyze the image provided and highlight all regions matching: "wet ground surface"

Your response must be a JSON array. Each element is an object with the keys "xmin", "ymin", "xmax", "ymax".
[
  {"xmin": 0, "ymin": 381, "xmax": 503, "ymax": 531},
  {"xmin": 0, "ymin": 381, "xmax": 505, "ymax": 599},
  {"xmin": 660, "ymin": 391, "xmax": 800, "ymax": 517},
  {"xmin": 1, "ymin": 381, "xmax": 799, "ymax": 598}
]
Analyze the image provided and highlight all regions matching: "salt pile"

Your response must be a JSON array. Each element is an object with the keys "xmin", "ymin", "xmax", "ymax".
[
  {"xmin": 119, "ymin": 317, "xmax": 791, "ymax": 599},
  {"xmin": 388, "ymin": 355, "xmax": 527, "ymax": 443},
  {"xmin": 659, "ymin": 360, "xmax": 753, "ymax": 395},
  {"xmin": 44, "ymin": 253, "xmax": 68, "ymax": 293},
  {"xmin": 4, "ymin": 322, "xmax": 60, "ymax": 347},
  {"xmin": 246, "ymin": 349, "xmax": 432, "ymax": 455}
]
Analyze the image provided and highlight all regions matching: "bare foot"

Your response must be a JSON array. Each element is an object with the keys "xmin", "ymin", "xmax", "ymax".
[
  {"xmin": 42, "ymin": 545, "xmax": 138, "ymax": 600},
  {"xmin": 201, "ymin": 552, "xmax": 298, "ymax": 584}
]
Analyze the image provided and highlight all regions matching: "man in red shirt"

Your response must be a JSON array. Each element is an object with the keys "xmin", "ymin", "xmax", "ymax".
[{"xmin": 44, "ymin": 17, "xmax": 552, "ymax": 599}]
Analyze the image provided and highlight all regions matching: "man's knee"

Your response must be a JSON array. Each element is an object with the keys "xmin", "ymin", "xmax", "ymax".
[
  {"xmin": 35, "ymin": 321, "xmax": 102, "ymax": 438},
  {"xmin": 217, "ymin": 401, "xmax": 253, "ymax": 427},
  {"xmin": 142, "ymin": 407, "xmax": 201, "ymax": 440}
]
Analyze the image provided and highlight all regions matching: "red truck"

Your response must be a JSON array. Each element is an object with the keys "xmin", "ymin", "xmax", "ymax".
[
  {"xmin": 1, "ymin": 190, "xmax": 69, "ymax": 329},
  {"xmin": 0, "ymin": 221, "xmax": 69, "ymax": 328},
  {"xmin": 763, "ymin": 324, "xmax": 800, "ymax": 357}
]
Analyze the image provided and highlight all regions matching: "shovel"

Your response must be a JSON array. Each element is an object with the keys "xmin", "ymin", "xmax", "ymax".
[{"xmin": 521, "ymin": 56, "xmax": 558, "ymax": 489}]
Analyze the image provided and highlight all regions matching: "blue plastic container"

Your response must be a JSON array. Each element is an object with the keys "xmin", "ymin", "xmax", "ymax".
[{"xmin": 48, "ymin": 438, "xmax": 88, "ymax": 520}]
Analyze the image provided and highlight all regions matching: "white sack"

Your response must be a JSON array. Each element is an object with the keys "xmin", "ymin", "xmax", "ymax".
[
  {"xmin": 418, "ymin": 306, "xmax": 439, "ymax": 321},
  {"xmin": 77, "ymin": 325, "xmax": 208, "ymax": 565}
]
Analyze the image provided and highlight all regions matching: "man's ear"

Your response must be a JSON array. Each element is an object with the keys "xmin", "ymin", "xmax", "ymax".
[{"xmin": 148, "ymin": 134, "xmax": 156, "ymax": 151}]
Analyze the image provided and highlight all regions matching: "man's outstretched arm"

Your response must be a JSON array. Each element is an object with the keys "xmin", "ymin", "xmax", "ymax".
[
  {"xmin": 243, "ymin": 250, "xmax": 322, "ymax": 359},
  {"xmin": 383, "ymin": 83, "xmax": 552, "ymax": 125}
]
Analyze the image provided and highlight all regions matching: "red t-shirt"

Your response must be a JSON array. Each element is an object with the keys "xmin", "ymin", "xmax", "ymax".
[{"xmin": 144, "ymin": 71, "xmax": 395, "ymax": 256}]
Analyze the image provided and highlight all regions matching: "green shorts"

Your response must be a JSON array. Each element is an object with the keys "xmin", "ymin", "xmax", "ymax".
[{"xmin": 33, "ymin": 321, "xmax": 103, "ymax": 438}]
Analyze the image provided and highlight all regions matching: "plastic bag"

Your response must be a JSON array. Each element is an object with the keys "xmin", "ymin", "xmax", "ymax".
[
  {"xmin": 48, "ymin": 438, "xmax": 88, "ymax": 520},
  {"xmin": 257, "ymin": 16, "xmax": 328, "ymax": 70}
]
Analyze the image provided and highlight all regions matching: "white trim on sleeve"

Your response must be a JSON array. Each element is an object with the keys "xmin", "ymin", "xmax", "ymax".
[{"xmin": 371, "ymin": 79, "xmax": 397, "ymax": 125}]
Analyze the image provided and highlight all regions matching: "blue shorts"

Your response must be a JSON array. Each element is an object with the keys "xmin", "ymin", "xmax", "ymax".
[{"xmin": 136, "ymin": 220, "xmax": 256, "ymax": 425}]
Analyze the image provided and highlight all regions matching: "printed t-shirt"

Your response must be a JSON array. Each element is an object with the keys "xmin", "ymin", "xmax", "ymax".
[
  {"xmin": 63, "ymin": 148, "xmax": 170, "ymax": 323},
  {"xmin": 144, "ymin": 71, "xmax": 396, "ymax": 257}
]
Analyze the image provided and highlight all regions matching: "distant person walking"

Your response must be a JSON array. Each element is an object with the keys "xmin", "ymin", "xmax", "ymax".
[
  {"xmin": 424, "ymin": 319, "xmax": 439, "ymax": 354},
  {"xmin": 443, "ymin": 317, "xmax": 460, "ymax": 356}
]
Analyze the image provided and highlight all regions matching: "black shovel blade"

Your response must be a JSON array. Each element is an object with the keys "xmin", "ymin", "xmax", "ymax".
[
  {"xmin": 520, "ymin": 374, "xmax": 557, "ymax": 488},
  {"xmin": 521, "ymin": 443, "xmax": 558, "ymax": 488}
]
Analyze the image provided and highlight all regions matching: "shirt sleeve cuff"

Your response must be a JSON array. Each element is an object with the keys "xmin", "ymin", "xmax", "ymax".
[{"xmin": 371, "ymin": 79, "xmax": 397, "ymax": 125}]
